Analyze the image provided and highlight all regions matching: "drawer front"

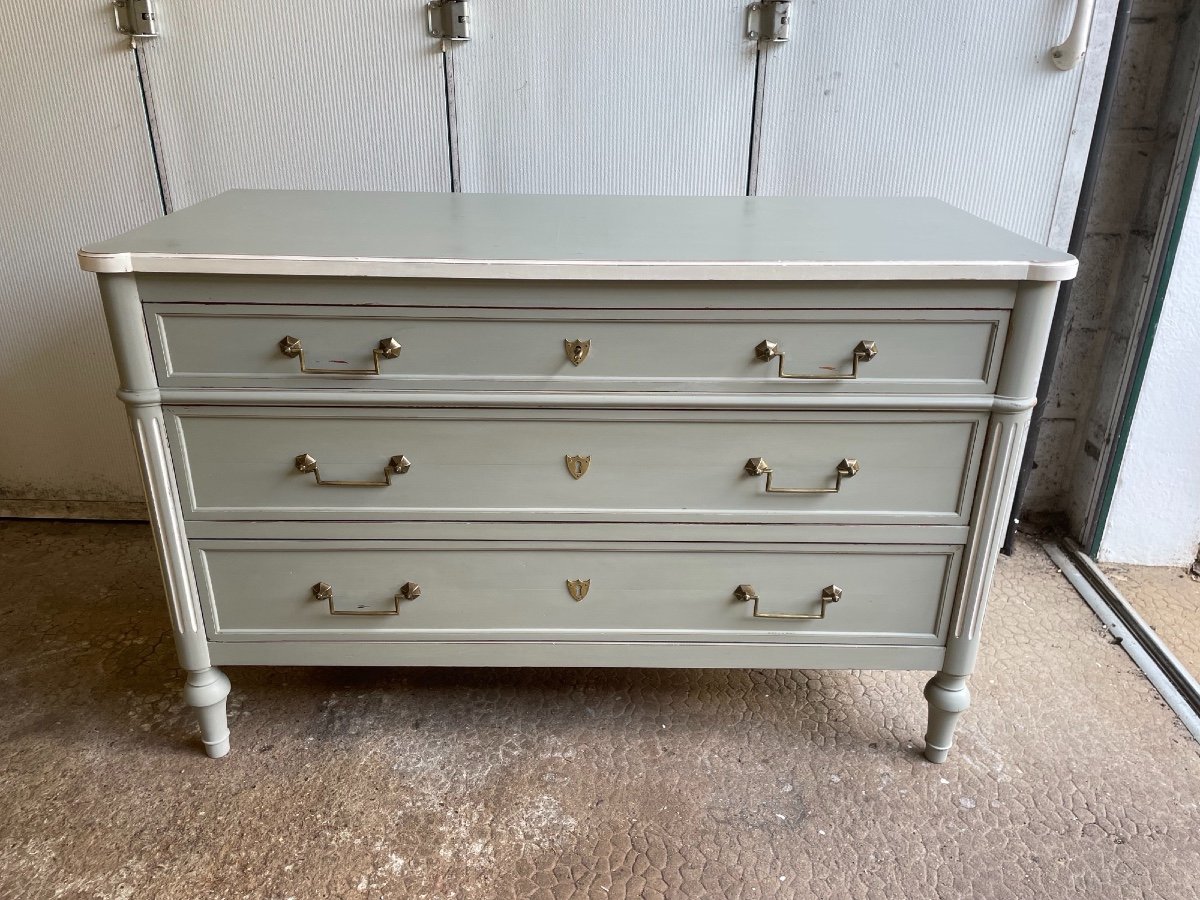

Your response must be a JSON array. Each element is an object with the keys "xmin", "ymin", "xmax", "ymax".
[
  {"xmin": 147, "ymin": 304, "xmax": 1006, "ymax": 394},
  {"xmin": 193, "ymin": 540, "xmax": 961, "ymax": 645},
  {"xmin": 168, "ymin": 408, "xmax": 986, "ymax": 525}
]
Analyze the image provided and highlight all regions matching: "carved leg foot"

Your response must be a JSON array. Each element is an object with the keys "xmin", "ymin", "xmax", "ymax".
[
  {"xmin": 923, "ymin": 671, "xmax": 970, "ymax": 764},
  {"xmin": 183, "ymin": 666, "xmax": 231, "ymax": 758}
]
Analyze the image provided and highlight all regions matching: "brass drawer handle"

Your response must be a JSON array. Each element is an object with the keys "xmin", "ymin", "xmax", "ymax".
[
  {"xmin": 755, "ymin": 339, "xmax": 877, "ymax": 380},
  {"xmin": 279, "ymin": 335, "xmax": 402, "ymax": 374},
  {"xmin": 734, "ymin": 583, "xmax": 842, "ymax": 620},
  {"xmin": 312, "ymin": 581, "xmax": 421, "ymax": 616},
  {"xmin": 294, "ymin": 453, "xmax": 411, "ymax": 487},
  {"xmin": 744, "ymin": 456, "xmax": 859, "ymax": 494}
]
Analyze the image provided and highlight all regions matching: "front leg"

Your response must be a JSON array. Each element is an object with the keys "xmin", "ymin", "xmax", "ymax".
[
  {"xmin": 183, "ymin": 667, "xmax": 232, "ymax": 758},
  {"xmin": 923, "ymin": 671, "xmax": 970, "ymax": 764}
]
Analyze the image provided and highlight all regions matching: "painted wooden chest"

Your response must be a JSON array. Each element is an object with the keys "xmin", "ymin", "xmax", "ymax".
[{"xmin": 79, "ymin": 192, "xmax": 1076, "ymax": 760}]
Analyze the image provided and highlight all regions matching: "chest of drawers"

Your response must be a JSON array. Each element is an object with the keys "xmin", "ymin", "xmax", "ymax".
[{"xmin": 80, "ymin": 191, "xmax": 1075, "ymax": 761}]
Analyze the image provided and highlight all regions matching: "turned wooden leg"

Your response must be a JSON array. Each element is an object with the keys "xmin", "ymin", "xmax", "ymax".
[
  {"xmin": 923, "ymin": 671, "xmax": 970, "ymax": 764},
  {"xmin": 183, "ymin": 667, "xmax": 231, "ymax": 758}
]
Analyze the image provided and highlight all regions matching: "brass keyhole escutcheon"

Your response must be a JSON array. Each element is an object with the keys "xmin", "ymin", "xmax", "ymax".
[
  {"xmin": 565, "ymin": 455, "xmax": 591, "ymax": 479},
  {"xmin": 566, "ymin": 579, "xmax": 591, "ymax": 601},
  {"xmin": 564, "ymin": 339, "xmax": 591, "ymax": 366}
]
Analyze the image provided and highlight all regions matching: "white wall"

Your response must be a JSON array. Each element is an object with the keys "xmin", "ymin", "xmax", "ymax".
[
  {"xmin": 0, "ymin": 12, "xmax": 164, "ymax": 517},
  {"xmin": 1098, "ymin": 174, "xmax": 1200, "ymax": 565}
]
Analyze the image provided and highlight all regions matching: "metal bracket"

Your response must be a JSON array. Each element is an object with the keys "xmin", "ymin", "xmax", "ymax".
[
  {"xmin": 746, "ymin": 0, "xmax": 790, "ymax": 42},
  {"xmin": 113, "ymin": 0, "xmax": 159, "ymax": 45},
  {"xmin": 427, "ymin": 0, "xmax": 470, "ymax": 41}
]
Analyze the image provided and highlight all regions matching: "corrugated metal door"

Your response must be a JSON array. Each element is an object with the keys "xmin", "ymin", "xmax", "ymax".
[
  {"xmin": 0, "ymin": 11, "xmax": 163, "ymax": 514},
  {"xmin": 450, "ymin": 0, "xmax": 758, "ymax": 194},
  {"xmin": 0, "ymin": 0, "xmax": 1119, "ymax": 513},
  {"xmin": 753, "ymin": 0, "xmax": 1117, "ymax": 245},
  {"xmin": 138, "ymin": 0, "xmax": 452, "ymax": 208}
]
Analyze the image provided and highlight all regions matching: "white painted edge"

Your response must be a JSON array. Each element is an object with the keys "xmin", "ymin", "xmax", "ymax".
[{"xmin": 77, "ymin": 250, "xmax": 1078, "ymax": 282}]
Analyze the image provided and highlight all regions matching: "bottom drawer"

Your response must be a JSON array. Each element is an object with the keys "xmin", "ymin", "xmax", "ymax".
[{"xmin": 192, "ymin": 541, "xmax": 961, "ymax": 646}]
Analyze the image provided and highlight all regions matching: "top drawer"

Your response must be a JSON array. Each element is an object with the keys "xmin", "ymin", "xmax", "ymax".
[{"xmin": 146, "ymin": 304, "xmax": 1007, "ymax": 394}]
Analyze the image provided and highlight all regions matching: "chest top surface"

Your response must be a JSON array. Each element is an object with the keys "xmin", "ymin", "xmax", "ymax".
[{"xmin": 79, "ymin": 191, "xmax": 1076, "ymax": 283}]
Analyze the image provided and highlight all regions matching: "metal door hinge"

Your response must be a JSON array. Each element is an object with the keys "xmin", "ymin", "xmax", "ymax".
[
  {"xmin": 427, "ymin": 0, "xmax": 470, "ymax": 41},
  {"xmin": 113, "ymin": 0, "xmax": 159, "ymax": 45},
  {"xmin": 746, "ymin": 0, "xmax": 790, "ymax": 42}
]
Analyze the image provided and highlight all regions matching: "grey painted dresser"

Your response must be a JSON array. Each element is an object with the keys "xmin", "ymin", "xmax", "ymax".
[{"xmin": 79, "ymin": 192, "xmax": 1076, "ymax": 761}]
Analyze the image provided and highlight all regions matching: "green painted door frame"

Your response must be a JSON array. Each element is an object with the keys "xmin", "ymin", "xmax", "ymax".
[{"xmin": 1090, "ymin": 114, "xmax": 1200, "ymax": 556}]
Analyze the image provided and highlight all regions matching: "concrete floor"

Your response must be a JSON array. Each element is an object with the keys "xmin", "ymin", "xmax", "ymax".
[
  {"xmin": 2, "ymin": 521, "xmax": 1199, "ymax": 899},
  {"xmin": 1099, "ymin": 561, "xmax": 1200, "ymax": 678}
]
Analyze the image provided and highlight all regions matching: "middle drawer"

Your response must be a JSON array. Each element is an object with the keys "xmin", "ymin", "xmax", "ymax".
[{"xmin": 167, "ymin": 407, "xmax": 987, "ymax": 525}]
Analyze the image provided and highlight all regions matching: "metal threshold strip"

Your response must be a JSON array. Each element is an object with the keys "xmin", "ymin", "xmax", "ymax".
[{"xmin": 1043, "ymin": 538, "xmax": 1200, "ymax": 742}]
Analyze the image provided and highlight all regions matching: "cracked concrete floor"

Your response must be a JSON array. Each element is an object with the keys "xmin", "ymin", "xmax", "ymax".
[
  {"xmin": 1, "ymin": 521, "xmax": 1199, "ymax": 900},
  {"xmin": 1098, "ymin": 560, "xmax": 1200, "ymax": 679}
]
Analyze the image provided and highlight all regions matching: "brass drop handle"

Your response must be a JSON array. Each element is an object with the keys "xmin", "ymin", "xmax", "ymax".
[
  {"xmin": 294, "ymin": 453, "xmax": 411, "ymax": 487},
  {"xmin": 735, "ymin": 583, "xmax": 842, "ymax": 620},
  {"xmin": 745, "ymin": 456, "xmax": 859, "ymax": 494},
  {"xmin": 755, "ymin": 339, "xmax": 877, "ymax": 380},
  {"xmin": 279, "ymin": 335, "xmax": 402, "ymax": 375},
  {"xmin": 312, "ymin": 581, "xmax": 421, "ymax": 616}
]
